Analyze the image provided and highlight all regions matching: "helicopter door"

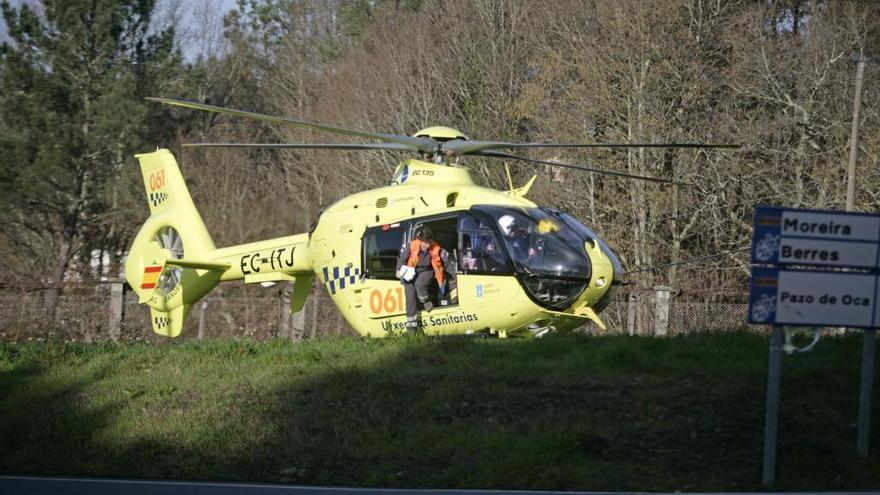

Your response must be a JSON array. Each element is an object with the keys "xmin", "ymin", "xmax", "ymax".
[
  {"xmin": 361, "ymin": 222, "xmax": 410, "ymax": 319},
  {"xmin": 454, "ymin": 213, "xmax": 522, "ymax": 311},
  {"xmin": 457, "ymin": 213, "xmax": 514, "ymax": 275}
]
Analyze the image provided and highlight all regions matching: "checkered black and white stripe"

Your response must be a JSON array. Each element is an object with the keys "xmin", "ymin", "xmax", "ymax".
[
  {"xmin": 322, "ymin": 265, "xmax": 361, "ymax": 295},
  {"xmin": 150, "ymin": 192, "xmax": 169, "ymax": 207}
]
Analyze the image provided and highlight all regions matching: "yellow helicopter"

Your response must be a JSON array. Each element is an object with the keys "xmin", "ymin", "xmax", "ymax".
[{"xmin": 125, "ymin": 98, "xmax": 736, "ymax": 338}]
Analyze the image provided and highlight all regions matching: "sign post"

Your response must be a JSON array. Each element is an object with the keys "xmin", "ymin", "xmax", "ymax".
[
  {"xmin": 749, "ymin": 205, "xmax": 878, "ymax": 485},
  {"xmin": 857, "ymin": 328, "xmax": 875, "ymax": 459},
  {"xmin": 762, "ymin": 326, "xmax": 784, "ymax": 487}
]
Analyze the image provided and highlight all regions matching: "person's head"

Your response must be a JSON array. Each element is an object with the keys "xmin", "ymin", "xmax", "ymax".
[
  {"xmin": 414, "ymin": 226, "xmax": 434, "ymax": 251},
  {"xmin": 499, "ymin": 214, "xmax": 528, "ymax": 237},
  {"xmin": 498, "ymin": 215, "xmax": 515, "ymax": 236}
]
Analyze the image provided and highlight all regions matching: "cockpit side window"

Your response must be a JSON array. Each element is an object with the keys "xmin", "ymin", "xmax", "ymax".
[{"xmin": 458, "ymin": 213, "xmax": 513, "ymax": 274}]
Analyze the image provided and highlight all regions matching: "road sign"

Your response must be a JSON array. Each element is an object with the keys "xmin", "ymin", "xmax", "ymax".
[
  {"xmin": 752, "ymin": 206, "xmax": 880, "ymax": 269},
  {"xmin": 750, "ymin": 206, "xmax": 880, "ymax": 328},
  {"xmin": 748, "ymin": 268, "xmax": 879, "ymax": 328},
  {"xmin": 750, "ymin": 205, "xmax": 878, "ymax": 485}
]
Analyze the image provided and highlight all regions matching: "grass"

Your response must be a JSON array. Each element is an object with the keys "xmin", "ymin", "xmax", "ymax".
[{"xmin": 0, "ymin": 332, "xmax": 878, "ymax": 491}]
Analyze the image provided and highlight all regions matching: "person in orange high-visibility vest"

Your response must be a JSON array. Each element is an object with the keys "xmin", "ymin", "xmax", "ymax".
[{"xmin": 396, "ymin": 226, "xmax": 446, "ymax": 332}]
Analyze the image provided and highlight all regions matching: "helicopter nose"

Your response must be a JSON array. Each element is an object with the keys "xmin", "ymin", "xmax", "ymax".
[{"xmin": 581, "ymin": 240, "xmax": 621, "ymax": 315}]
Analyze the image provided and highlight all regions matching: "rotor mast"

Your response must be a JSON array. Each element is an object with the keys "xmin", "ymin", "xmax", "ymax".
[{"xmin": 412, "ymin": 126, "xmax": 468, "ymax": 165}]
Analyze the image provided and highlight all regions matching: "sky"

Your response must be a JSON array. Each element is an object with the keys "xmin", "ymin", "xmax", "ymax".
[
  {"xmin": 0, "ymin": 0, "xmax": 239, "ymax": 61},
  {"xmin": 154, "ymin": 0, "xmax": 239, "ymax": 62},
  {"xmin": 0, "ymin": 2, "xmax": 13, "ymax": 43},
  {"xmin": 0, "ymin": 0, "xmax": 36, "ymax": 44}
]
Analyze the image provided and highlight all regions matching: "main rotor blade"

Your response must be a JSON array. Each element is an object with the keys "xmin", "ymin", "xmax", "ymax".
[
  {"xmin": 444, "ymin": 140, "xmax": 740, "ymax": 155},
  {"xmin": 182, "ymin": 142, "xmax": 415, "ymax": 151},
  {"xmin": 147, "ymin": 97, "xmax": 435, "ymax": 153},
  {"xmin": 476, "ymin": 150, "xmax": 691, "ymax": 186}
]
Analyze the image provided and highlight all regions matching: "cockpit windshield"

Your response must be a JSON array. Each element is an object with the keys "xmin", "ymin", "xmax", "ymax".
[
  {"xmin": 482, "ymin": 207, "xmax": 591, "ymax": 278},
  {"xmin": 557, "ymin": 212, "xmax": 624, "ymax": 276},
  {"xmin": 473, "ymin": 206, "xmax": 593, "ymax": 309}
]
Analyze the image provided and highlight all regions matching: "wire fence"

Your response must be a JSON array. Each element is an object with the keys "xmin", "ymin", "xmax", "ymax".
[
  {"xmin": 592, "ymin": 288, "xmax": 751, "ymax": 336},
  {"xmin": 0, "ymin": 283, "xmax": 752, "ymax": 343}
]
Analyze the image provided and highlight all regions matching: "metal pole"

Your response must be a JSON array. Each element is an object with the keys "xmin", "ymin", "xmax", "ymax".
[
  {"xmin": 763, "ymin": 326, "xmax": 784, "ymax": 487},
  {"xmin": 846, "ymin": 57, "xmax": 870, "ymax": 460},
  {"xmin": 845, "ymin": 58, "xmax": 865, "ymax": 211},
  {"xmin": 857, "ymin": 328, "xmax": 876, "ymax": 459}
]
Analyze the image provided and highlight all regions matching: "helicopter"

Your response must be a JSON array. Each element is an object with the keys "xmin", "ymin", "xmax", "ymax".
[{"xmin": 125, "ymin": 98, "xmax": 736, "ymax": 338}]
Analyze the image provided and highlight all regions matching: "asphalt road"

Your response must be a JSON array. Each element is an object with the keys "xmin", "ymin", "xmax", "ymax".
[{"xmin": 1, "ymin": 476, "xmax": 875, "ymax": 495}]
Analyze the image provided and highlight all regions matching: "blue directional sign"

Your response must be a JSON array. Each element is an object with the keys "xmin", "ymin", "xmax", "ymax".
[
  {"xmin": 748, "ymin": 267, "xmax": 880, "ymax": 328},
  {"xmin": 752, "ymin": 206, "xmax": 880, "ymax": 269},
  {"xmin": 749, "ymin": 206, "xmax": 880, "ymax": 328}
]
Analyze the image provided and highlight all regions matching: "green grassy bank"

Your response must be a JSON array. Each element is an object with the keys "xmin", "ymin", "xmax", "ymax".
[{"xmin": 0, "ymin": 333, "xmax": 878, "ymax": 491}]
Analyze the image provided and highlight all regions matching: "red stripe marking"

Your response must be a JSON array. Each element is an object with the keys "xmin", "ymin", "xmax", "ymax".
[
  {"xmin": 757, "ymin": 217, "xmax": 781, "ymax": 226},
  {"xmin": 141, "ymin": 283, "xmax": 157, "ymax": 289},
  {"xmin": 144, "ymin": 266, "xmax": 162, "ymax": 273}
]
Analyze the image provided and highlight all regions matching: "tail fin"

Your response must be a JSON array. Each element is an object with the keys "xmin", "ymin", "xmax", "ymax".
[{"xmin": 124, "ymin": 149, "xmax": 225, "ymax": 337}]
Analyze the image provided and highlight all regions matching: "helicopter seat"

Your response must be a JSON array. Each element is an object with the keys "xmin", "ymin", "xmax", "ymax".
[{"xmin": 438, "ymin": 252, "xmax": 458, "ymax": 307}]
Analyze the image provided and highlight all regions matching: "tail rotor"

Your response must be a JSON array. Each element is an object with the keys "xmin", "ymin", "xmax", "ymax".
[{"xmin": 155, "ymin": 226, "xmax": 184, "ymax": 296}]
